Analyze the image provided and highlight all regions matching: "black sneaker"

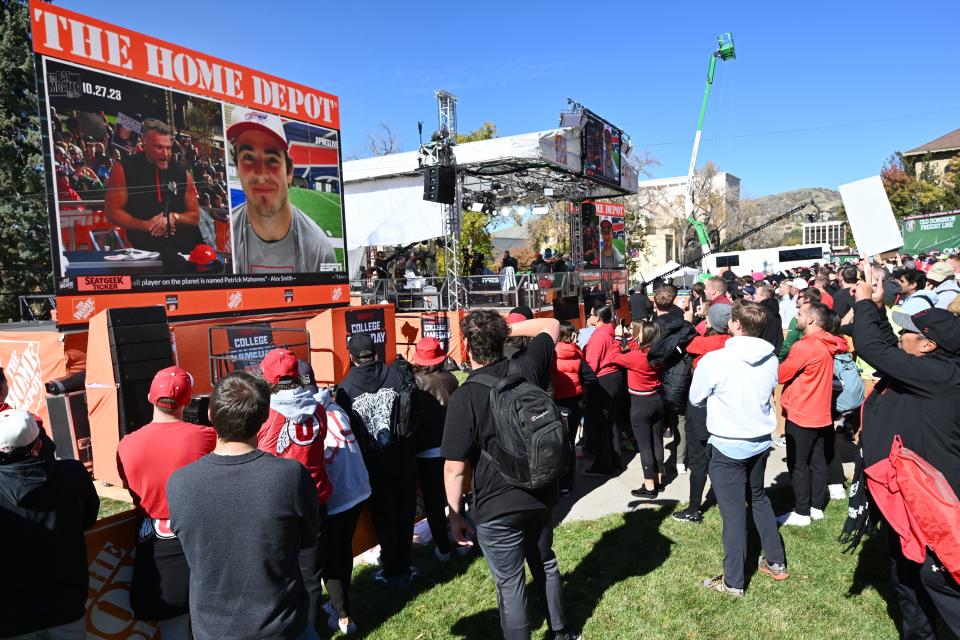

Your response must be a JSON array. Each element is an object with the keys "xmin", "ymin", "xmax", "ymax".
[
  {"xmin": 631, "ymin": 486, "xmax": 658, "ymax": 499},
  {"xmin": 545, "ymin": 627, "xmax": 582, "ymax": 640},
  {"xmin": 672, "ymin": 510, "xmax": 703, "ymax": 524}
]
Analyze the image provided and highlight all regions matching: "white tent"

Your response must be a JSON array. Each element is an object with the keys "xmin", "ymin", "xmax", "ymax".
[{"xmin": 342, "ymin": 127, "xmax": 639, "ymax": 267}]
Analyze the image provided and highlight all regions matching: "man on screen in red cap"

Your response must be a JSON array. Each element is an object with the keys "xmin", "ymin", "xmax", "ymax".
[
  {"xmin": 228, "ymin": 108, "xmax": 337, "ymax": 274},
  {"xmin": 257, "ymin": 348, "xmax": 332, "ymax": 630},
  {"xmin": 117, "ymin": 366, "xmax": 216, "ymax": 639}
]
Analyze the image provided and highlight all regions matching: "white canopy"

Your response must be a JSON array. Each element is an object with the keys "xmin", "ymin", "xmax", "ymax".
[{"xmin": 343, "ymin": 127, "xmax": 639, "ymax": 254}]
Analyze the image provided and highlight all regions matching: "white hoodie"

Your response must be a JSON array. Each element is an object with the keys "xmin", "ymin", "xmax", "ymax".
[{"xmin": 689, "ymin": 335, "xmax": 778, "ymax": 440}]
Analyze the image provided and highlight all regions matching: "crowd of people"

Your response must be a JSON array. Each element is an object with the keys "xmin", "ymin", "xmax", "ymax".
[
  {"xmin": 2, "ymin": 251, "xmax": 960, "ymax": 639},
  {"xmin": 51, "ymin": 107, "xmax": 227, "ymax": 208}
]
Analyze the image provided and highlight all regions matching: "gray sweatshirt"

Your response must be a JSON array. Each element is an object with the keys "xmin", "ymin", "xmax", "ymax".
[{"xmin": 167, "ymin": 450, "xmax": 319, "ymax": 640}]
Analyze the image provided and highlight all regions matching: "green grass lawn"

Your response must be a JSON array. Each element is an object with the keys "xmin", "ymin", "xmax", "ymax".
[
  {"xmin": 98, "ymin": 497, "xmax": 132, "ymax": 519},
  {"xmin": 343, "ymin": 493, "xmax": 909, "ymax": 639},
  {"xmin": 288, "ymin": 187, "xmax": 345, "ymax": 266}
]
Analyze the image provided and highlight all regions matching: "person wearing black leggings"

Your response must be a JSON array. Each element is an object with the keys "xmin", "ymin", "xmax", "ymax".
[
  {"xmin": 673, "ymin": 302, "xmax": 733, "ymax": 524},
  {"xmin": 583, "ymin": 306, "xmax": 623, "ymax": 476},
  {"xmin": 410, "ymin": 338, "xmax": 460, "ymax": 560},
  {"xmin": 612, "ymin": 320, "xmax": 665, "ymax": 498},
  {"xmin": 551, "ymin": 321, "xmax": 590, "ymax": 493}
]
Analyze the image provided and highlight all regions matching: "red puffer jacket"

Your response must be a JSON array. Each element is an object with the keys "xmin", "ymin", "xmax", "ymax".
[{"xmin": 552, "ymin": 341, "xmax": 584, "ymax": 400}]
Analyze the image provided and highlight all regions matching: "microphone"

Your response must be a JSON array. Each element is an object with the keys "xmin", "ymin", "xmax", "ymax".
[{"xmin": 164, "ymin": 181, "xmax": 178, "ymax": 237}]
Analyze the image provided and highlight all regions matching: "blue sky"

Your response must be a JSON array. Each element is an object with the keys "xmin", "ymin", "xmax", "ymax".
[{"xmin": 63, "ymin": 0, "xmax": 960, "ymax": 197}]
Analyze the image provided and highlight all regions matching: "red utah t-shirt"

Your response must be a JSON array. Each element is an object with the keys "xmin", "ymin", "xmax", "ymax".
[{"xmin": 117, "ymin": 420, "xmax": 217, "ymax": 519}]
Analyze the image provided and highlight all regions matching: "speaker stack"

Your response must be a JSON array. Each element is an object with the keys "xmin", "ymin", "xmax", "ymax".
[
  {"xmin": 106, "ymin": 306, "xmax": 175, "ymax": 436},
  {"xmin": 44, "ymin": 372, "xmax": 91, "ymax": 466}
]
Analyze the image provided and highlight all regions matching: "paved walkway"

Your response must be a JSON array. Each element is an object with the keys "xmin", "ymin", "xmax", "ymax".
[{"xmin": 556, "ymin": 431, "xmax": 854, "ymax": 525}]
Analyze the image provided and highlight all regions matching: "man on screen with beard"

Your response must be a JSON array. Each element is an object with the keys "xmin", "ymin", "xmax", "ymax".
[
  {"xmin": 228, "ymin": 108, "xmax": 337, "ymax": 274},
  {"xmin": 104, "ymin": 119, "xmax": 203, "ymax": 253}
]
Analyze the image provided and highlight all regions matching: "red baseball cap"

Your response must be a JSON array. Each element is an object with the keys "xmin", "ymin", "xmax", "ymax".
[
  {"xmin": 148, "ymin": 366, "xmax": 193, "ymax": 409},
  {"xmin": 412, "ymin": 337, "xmax": 447, "ymax": 366},
  {"xmin": 261, "ymin": 348, "xmax": 299, "ymax": 385}
]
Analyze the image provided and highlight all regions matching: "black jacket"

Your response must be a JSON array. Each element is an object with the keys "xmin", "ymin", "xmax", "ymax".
[
  {"xmin": 853, "ymin": 300, "xmax": 960, "ymax": 494},
  {"xmin": 648, "ymin": 313, "xmax": 698, "ymax": 412},
  {"xmin": 336, "ymin": 360, "xmax": 405, "ymax": 453},
  {"xmin": 413, "ymin": 369, "xmax": 460, "ymax": 453},
  {"xmin": 0, "ymin": 456, "xmax": 99, "ymax": 636},
  {"xmin": 759, "ymin": 297, "xmax": 784, "ymax": 355},
  {"xmin": 629, "ymin": 293, "xmax": 652, "ymax": 322}
]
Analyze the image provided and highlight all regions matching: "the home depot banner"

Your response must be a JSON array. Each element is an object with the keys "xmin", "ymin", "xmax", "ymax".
[{"xmin": 29, "ymin": 0, "xmax": 348, "ymax": 327}]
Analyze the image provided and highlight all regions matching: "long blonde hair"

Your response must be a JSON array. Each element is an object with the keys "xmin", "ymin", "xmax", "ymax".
[{"xmin": 630, "ymin": 320, "xmax": 660, "ymax": 349}]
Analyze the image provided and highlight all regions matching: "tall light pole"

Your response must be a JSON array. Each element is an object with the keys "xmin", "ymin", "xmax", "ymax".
[{"xmin": 685, "ymin": 33, "xmax": 736, "ymax": 254}]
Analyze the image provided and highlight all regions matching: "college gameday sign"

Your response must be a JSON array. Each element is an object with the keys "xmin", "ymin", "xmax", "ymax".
[{"xmin": 30, "ymin": 1, "xmax": 349, "ymax": 327}]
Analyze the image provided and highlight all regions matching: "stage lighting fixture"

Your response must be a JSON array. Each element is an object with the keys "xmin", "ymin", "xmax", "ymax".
[{"xmin": 559, "ymin": 112, "xmax": 586, "ymax": 129}]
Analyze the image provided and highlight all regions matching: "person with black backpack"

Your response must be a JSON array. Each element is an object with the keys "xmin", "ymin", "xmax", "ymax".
[
  {"xmin": 442, "ymin": 310, "xmax": 580, "ymax": 640},
  {"xmin": 336, "ymin": 334, "xmax": 419, "ymax": 588}
]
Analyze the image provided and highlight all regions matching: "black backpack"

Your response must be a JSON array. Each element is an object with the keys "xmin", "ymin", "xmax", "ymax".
[
  {"xmin": 389, "ymin": 357, "xmax": 419, "ymax": 441},
  {"xmin": 468, "ymin": 360, "xmax": 569, "ymax": 490}
]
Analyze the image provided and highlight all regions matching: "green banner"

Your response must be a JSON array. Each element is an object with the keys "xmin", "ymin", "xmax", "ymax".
[{"xmin": 902, "ymin": 213, "xmax": 960, "ymax": 253}]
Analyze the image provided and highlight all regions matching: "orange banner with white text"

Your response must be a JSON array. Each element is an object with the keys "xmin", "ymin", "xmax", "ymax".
[{"xmin": 28, "ymin": 0, "xmax": 339, "ymax": 129}]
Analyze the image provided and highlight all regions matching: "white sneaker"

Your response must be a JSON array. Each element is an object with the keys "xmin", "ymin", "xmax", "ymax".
[
  {"xmin": 829, "ymin": 484, "xmax": 846, "ymax": 500},
  {"xmin": 773, "ymin": 436, "xmax": 786, "ymax": 448},
  {"xmin": 810, "ymin": 507, "xmax": 824, "ymax": 521},
  {"xmin": 676, "ymin": 463, "xmax": 688, "ymax": 475},
  {"xmin": 777, "ymin": 511, "xmax": 811, "ymax": 527},
  {"xmin": 323, "ymin": 603, "xmax": 357, "ymax": 635}
]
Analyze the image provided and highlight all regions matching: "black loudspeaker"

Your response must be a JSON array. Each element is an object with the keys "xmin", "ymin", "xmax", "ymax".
[
  {"xmin": 581, "ymin": 202, "xmax": 596, "ymax": 218},
  {"xmin": 423, "ymin": 165, "xmax": 456, "ymax": 205},
  {"xmin": 183, "ymin": 395, "xmax": 212, "ymax": 427},
  {"xmin": 552, "ymin": 295, "xmax": 582, "ymax": 322},
  {"xmin": 45, "ymin": 391, "xmax": 91, "ymax": 464},
  {"xmin": 107, "ymin": 306, "xmax": 175, "ymax": 436}
]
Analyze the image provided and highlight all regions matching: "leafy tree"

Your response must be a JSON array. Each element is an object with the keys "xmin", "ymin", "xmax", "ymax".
[
  {"xmin": 456, "ymin": 121, "xmax": 497, "ymax": 144},
  {"xmin": 527, "ymin": 203, "xmax": 570, "ymax": 256},
  {"xmin": 0, "ymin": 1, "xmax": 51, "ymax": 321},
  {"xmin": 941, "ymin": 154, "xmax": 960, "ymax": 211},
  {"xmin": 880, "ymin": 153, "xmax": 945, "ymax": 218}
]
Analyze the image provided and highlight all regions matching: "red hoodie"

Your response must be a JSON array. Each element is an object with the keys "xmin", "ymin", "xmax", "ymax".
[
  {"xmin": 259, "ymin": 404, "xmax": 333, "ymax": 505},
  {"xmin": 611, "ymin": 342, "xmax": 661, "ymax": 394},
  {"xmin": 552, "ymin": 341, "xmax": 584, "ymax": 400},
  {"xmin": 686, "ymin": 333, "xmax": 731, "ymax": 368},
  {"xmin": 778, "ymin": 329, "xmax": 848, "ymax": 428},
  {"xmin": 584, "ymin": 323, "xmax": 619, "ymax": 378}
]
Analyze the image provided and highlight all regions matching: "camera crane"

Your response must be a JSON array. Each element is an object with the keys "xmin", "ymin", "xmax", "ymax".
[{"xmin": 654, "ymin": 198, "xmax": 822, "ymax": 283}]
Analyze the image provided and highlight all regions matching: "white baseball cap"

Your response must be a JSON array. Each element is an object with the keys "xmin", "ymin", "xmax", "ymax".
[
  {"xmin": 227, "ymin": 107, "xmax": 288, "ymax": 151},
  {"xmin": 0, "ymin": 409, "xmax": 40, "ymax": 453},
  {"xmin": 790, "ymin": 278, "xmax": 809, "ymax": 290}
]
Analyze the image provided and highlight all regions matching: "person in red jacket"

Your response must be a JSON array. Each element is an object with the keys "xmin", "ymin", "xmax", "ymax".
[
  {"xmin": 583, "ymin": 305, "xmax": 623, "ymax": 476},
  {"xmin": 612, "ymin": 320, "xmax": 665, "ymax": 498},
  {"xmin": 117, "ymin": 366, "xmax": 215, "ymax": 638},
  {"xmin": 551, "ymin": 321, "xmax": 594, "ymax": 493},
  {"xmin": 777, "ymin": 302, "xmax": 848, "ymax": 527},
  {"xmin": 257, "ymin": 348, "xmax": 332, "ymax": 631}
]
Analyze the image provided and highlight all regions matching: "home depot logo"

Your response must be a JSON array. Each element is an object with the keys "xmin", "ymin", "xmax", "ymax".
[
  {"xmin": 3, "ymin": 341, "xmax": 42, "ymax": 413},
  {"xmin": 331, "ymin": 286, "xmax": 343, "ymax": 302},
  {"xmin": 86, "ymin": 537, "xmax": 159, "ymax": 639},
  {"xmin": 74, "ymin": 298, "xmax": 96, "ymax": 321},
  {"xmin": 227, "ymin": 291, "xmax": 243, "ymax": 309}
]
